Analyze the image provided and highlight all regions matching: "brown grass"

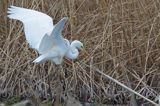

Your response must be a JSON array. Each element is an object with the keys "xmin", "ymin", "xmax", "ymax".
[{"xmin": 1, "ymin": 0, "xmax": 160, "ymax": 105}]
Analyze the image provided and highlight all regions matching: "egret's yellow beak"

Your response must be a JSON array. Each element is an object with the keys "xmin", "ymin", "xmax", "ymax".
[
  {"xmin": 80, "ymin": 47, "xmax": 89, "ymax": 57},
  {"xmin": 80, "ymin": 46, "xmax": 85, "ymax": 51}
]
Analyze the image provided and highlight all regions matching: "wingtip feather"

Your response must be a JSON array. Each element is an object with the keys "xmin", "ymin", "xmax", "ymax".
[
  {"xmin": 7, "ymin": 5, "xmax": 18, "ymax": 16},
  {"xmin": 62, "ymin": 17, "xmax": 68, "ymax": 21}
]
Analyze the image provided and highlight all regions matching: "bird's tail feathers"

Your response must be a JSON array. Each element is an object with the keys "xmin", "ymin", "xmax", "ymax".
[{"xmin": 33, "ymin": 54, "xmax": 49, "ymax": 63}]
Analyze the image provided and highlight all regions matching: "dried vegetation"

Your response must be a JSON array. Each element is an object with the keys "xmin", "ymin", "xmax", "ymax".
[{"xmin": 1, "ymin": 0, "xmax": 160, "ymax": 105}]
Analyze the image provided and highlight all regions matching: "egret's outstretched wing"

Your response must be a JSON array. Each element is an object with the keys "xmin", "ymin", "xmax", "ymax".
[
  {"xmin": 38, "ymin": 33, "xmax": 54, "ymax": 54},
  {"xmin": 39, "ymin": 17, "xmax": 68, "ymax": 54},
  {"xmin": 51, "ymin": 17, "xmax": 68, "ymax": 44},
  {"xmin": 8, "ymin": 6, "xmax": 54, "ymax": 50}
]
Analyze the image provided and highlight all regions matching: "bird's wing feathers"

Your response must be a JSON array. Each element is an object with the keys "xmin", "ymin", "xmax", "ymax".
[
  {"xmin": 51, "ymin": 17, "xmax": 68, "ymax": 43},
  {"xmin": 8, "ymin": 6, "xmax": 54, "ymax": 50},
  {"xmin": 38, "ymin": 33, "xmax": 54, "ymax": 54},
  {"xmin": 38, "ymin": 17, "xmax": 68, "ymax": 54}
]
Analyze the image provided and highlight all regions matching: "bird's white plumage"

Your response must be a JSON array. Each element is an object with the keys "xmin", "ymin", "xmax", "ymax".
[
  {"xmin": 8, "ymin": 6, "xmax": 83, "ymax": 64},
  {"xmin": 8, "ymin": 6, "xmax": 54, "ymax": 50},
  {"xmin": 39, "ymin": 17, "xmax": 68, "ymax": 54}
]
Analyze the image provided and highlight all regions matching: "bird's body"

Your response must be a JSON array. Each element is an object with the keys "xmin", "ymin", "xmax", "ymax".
[{"xmin": 8, "ymin": 6, "xmax": 83, "ymax": 64}]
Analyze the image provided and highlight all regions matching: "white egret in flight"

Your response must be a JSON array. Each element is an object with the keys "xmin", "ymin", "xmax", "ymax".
[{"xmin": 8, "ymin": 6, "xmax": 83, "ymax": 64}]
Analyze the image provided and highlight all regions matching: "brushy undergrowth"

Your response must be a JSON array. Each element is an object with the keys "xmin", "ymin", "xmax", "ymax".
[{"xmin": 1, "ymin": 0, "xmax": 160, "ymax": 105}]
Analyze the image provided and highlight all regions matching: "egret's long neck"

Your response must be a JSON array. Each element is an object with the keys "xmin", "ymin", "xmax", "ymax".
[{"xmin": 65, "ymin": 42, "xmax": 79, "ymax": 59}]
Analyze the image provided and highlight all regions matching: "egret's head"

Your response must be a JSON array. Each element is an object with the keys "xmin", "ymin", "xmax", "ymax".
[{"xmin": 71, "ymin": 40, "xmax": 83, "ymax": 50}]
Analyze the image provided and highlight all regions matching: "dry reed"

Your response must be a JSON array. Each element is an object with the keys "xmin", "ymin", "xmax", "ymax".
[{"xmin": 1, "ymin": 0, "xmax": 160, "ymax": 105}]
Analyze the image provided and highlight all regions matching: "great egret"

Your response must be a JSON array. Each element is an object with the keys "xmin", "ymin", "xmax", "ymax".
[{"xmin": 8, "ymin": 6, "xmax": 83, "ymax": 64}]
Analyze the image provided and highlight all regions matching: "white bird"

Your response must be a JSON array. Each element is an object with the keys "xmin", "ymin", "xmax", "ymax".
[{"xmin": 8, "ymin": 6, "xmax": 83, "ymax": 64}]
